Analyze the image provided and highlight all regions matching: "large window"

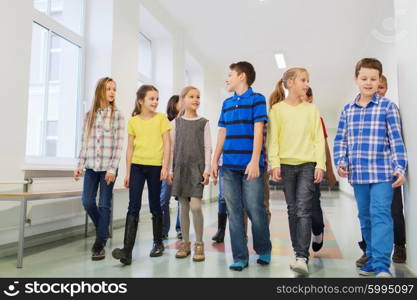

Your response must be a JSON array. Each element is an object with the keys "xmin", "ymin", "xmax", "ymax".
[
  {"xmin": 138, "ymin": 32, "xmax": 153, "ymax": 83},
  {"xmin": 26, "ymin": 1, "xmax": 84, "ymax": 161},
  {"xmin": 33, "ymin": 0, "xmax": 84, "ymax": 34}
]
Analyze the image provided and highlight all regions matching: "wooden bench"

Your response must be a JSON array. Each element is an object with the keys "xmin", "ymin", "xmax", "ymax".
[{"xmin": 0, "ymin": 187, "xmax": 125, "ymax": 268}]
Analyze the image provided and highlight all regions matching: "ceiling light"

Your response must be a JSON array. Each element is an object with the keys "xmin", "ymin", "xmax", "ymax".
[{"xmin": 274, "ymin": 53, "xmax": 286, "ymax": 69}]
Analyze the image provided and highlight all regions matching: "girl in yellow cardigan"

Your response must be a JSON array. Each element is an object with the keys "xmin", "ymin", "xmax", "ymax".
[{"xmin": 268, "ymin": 67, "xmax": 325, "ymax": 275}]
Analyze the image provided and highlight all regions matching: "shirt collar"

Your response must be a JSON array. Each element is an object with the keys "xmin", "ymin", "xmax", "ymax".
[
  {"xmin": 352, "ymin": 93, "xmax": 380, "ymax": 108},
  {"xmin": 233, "ymin": 87, "xmax": 253, "ymax": 99}
]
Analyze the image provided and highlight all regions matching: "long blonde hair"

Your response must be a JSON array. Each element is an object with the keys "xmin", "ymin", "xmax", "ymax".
[
  {"xmin": 269, "ymin": 67, "xmax": 308, "ymax": 109},
  {"xmin": 177, "ymin": 86, "xmax": 199, "ymax": 117},
  {"xmin": 85, "ymin": 77, "xmax": 117, "ymax": 142}
]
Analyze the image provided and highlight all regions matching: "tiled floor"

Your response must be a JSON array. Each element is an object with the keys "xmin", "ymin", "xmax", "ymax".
[{"xmin": 0, "ymin": 190, "xmax": 414, "ymax": 278}]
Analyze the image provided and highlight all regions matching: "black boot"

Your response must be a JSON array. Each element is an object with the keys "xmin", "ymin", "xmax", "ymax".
[
  {"xmin": 212, "ymin": 213, "xmax": 227, "ymax": 243},
  {"xmin": 150, "ymin": 215, "xmax": 164, "ymax": 257},
  {"xmin": 112, "ymin": 213, "xmax": 139, "ymax": 265}
]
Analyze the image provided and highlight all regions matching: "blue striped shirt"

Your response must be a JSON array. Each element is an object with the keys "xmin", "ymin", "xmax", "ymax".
[
  {"xmin": 218, "ymin": 87, "xmax": 268, "ymax": 170},
  {"xmin": 333, "ymin": 93, "xmax": 407, "ymax": 184}
]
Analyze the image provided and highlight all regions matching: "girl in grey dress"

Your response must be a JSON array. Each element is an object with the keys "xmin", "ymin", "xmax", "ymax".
[{"xmin": 169, "ymin": 86, "xmax": 212, "ymax": 262}]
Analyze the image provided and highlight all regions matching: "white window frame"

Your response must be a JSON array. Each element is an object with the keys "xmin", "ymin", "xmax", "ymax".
[{"xmin": 24, "ymin": 1, "xmax": 86, "ymax": 170}]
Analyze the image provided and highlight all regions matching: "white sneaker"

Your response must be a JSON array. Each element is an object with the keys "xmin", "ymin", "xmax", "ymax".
[{"xmin": 290, "ymin": 257, "xmax": 309, "ymax": 275}]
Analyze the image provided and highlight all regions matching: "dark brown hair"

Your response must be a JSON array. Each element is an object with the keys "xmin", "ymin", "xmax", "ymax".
[
  {"xmin": 132, "ymin": 85, "xmax": 158, "ymax": 116},
  {"xmin": 229, "ymin": 61, "xmax": 256, "ymax": 87},
  {"xmin": 166, "ymin": 95, "xmax": 180, "ymax": 121},
  {"xmin": 355, "ymin": 58, "xmax": 383, "ymax": 78},
  {"xmin": 306, "ymin": 87, "xmax": 313, "ymax": 98}
]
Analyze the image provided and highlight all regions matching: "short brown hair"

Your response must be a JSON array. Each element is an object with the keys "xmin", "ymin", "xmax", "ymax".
[
  {"xmin": 355, "ymin": 58, "xmax": 383, "ymax": 78},
  {"xmin": 229, "ymin": 61, "xmax": 256, "ymax": 87}
]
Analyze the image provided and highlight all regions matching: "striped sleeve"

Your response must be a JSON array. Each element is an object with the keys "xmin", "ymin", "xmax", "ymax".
[
  {"xmin": 218, "ymin": 101, "xmax": 226, "ymax": 128},
  {"xmin": 253, "ymin": 95, "xmax": 268, "ymax": 123}
]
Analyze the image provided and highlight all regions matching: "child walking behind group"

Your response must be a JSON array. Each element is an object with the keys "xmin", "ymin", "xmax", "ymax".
[
  {"xmin": 268, "ymin": 68, "xmax": 326, "ymax": 275},
  {"xmin": 112, "ymin": 85, "xmax": 171, "ymax": 265},
  {"xmin": 75, "ymin": 77, "xmax": 125, "ymax": 261},
  {"xmin": 334, "ymin": 58, "xmax": 407, "ymax": 278},
  {"xmin": 169, "ymin": 86, "xmax": 212, "ymax": 262}
]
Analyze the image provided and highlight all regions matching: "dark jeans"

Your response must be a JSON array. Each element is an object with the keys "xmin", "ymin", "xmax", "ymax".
[
  {"xmin": 281, "ymin": 163, "xmax": 315, "ymax": 259},
  {"xmin": 82, "ymin": 169, "xmax": 116, "ymax": 243},
  {"xmin": 311, "ymin": 183, "xmax": 324, "ymax": 236},
  {"xmin": 360, "ymin": 186, "xmax": 406, "ymax": 251},
  {"xmin": 222, "ymin": 167, "xmax": 271, "ymax": 263},
  {"xmin": 217, "ymin": 167, "xmax": 227, "ymax": 214},
  {"xmin": 128, "ymin": 164, "xmax": 162, "ymax": 217},
  {"xmin": 160, "ymin": 180, "xmax": 181, "ymax": 235}
]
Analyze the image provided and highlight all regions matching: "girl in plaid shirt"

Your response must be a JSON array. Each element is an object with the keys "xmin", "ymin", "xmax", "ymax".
[{"xmin": 74, "ymin": 77, "xmax": 125, "ymax": 261}]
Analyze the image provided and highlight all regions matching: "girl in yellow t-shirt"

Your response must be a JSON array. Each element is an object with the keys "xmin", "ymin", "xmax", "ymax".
[{"xmin": 112, "ymin": 85, "xmax": 171, "ymax": 265}]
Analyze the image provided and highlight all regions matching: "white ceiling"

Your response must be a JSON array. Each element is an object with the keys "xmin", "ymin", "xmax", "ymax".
[{"xmin": 156, "ymin": 0, "xmax": 395, "ymax": 127}]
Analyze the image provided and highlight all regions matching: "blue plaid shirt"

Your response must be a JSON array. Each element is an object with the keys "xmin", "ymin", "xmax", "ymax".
[{"xmin": 333, "ymin": 93, "xmax": 407, "ymax": 184}]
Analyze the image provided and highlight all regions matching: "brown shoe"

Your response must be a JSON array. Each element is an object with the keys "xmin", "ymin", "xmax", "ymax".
[
  {"xmin": 356, "ymin": 253, "xmax": 368, "ymax": 267},
  {"xmin": 193, "ymin": 241, "xmax": 205, "ymax": 262},
  {"xmin": 175, "ymin": 241, "xmax": 191, "ymax": 258},
  {"xmin": 392, "ymin": 245, "xmax": 406, "ymax": 263}
]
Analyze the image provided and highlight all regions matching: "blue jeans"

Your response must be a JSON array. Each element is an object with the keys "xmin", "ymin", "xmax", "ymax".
[
  {"xmin": 128, "ymin": 164, "xmax": 162, "ymax": 217},
  {"xmin": 218, "ymin": 168, "xmax": 227, "ymax": 214},
  {"xmin": 353, "ymin": 181, "xmax": 394, "ymax": 269},
  {"xmin": 82, "ymin": 169, "xmax": 115, "ymax": 243},
  {"xmin": 281, "ymin": 163, "xmax": 315, "ymax": 259},
  {"xmin": 160, "ymin": 180, "xmax": 181, "ymax": 235},
  {"xmin": 222, "ymin": 167, "xmax": 272, "ymax": 263}
]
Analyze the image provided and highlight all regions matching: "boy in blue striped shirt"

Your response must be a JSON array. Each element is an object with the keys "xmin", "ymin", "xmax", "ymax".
[
  {"xmin": 333, "ymin": 58, "xmax": 407, "ymax": 278},
  {"xmin": 211, "ymin": 61, "xmax": 272, "ymax": 271}
]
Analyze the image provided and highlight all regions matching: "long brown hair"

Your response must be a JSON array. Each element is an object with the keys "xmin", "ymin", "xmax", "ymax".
[
  {"xmin": 85, "ymin": 77, "xmax": 116, "ymax": 142},
  {"xmin": 269, "ymin": 67, "xmax": 308, "ymax": 109},
  {"xmin": 166, "ymin": 95, "xmax": 180, "ymax": 121},
  {"xmin": 177, "ymin": 86, "xmax": 199, "ymax": 117},
  {"xmin": 132, "ymin": 85, "xmax": 158, "ymax": 116}
]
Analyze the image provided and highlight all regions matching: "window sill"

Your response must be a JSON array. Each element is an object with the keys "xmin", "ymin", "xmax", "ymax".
[{"xmin": 22, "ymin": 157, "xmax": 77, "ymax": 171}]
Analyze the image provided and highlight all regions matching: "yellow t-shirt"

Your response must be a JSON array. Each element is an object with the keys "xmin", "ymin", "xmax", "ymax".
[
  {"xmin": 267, "ymin": 101, "xmax": 326, "ymax": 170},
  {"xmin": 127, "ymin": 113, "xmax": 171, "ymax": 166}
]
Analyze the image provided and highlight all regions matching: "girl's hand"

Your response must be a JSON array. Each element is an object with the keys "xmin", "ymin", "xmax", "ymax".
[
  {"xmin": 105, "ymin": 172, "xmax": 116, "ymax": 185},
  {"xmin": 314, "ymin": 168, "xmax": 324, "ymax": 184},
  {"xmin": 167, "ymin": 173, "xmax": 174, "ymax": 185},
  {"xmin": 245, "ymin": 160, "xmax": 260, "ymax": 181},
  {"xmin": 210, "ymin": 163, "xmax": 219, "ymax": 185},
  {"xmin": 271, "ymin": 167, "xmax": 281, "ymax": 182},
  {"xmin": 200, "ymin": 172, "xmax": 210, "ymax": 185},
  {"xmin": 338, "ymin": 166, "xmax": 349, "ymax": 178},
  {"xmin": 392, "ymin": 172, "xmax": 406, "ymax": 188},
  {"xmin": 124, "ymin": 175, "xmax": 130, "ymax": 189},
  {"xmin": 160, "ymin": 168, "xmax": 168, "ymax": 181},
  {"xmin": 74, "ymin": 168, "xmax": 83, "ymax": 181}
]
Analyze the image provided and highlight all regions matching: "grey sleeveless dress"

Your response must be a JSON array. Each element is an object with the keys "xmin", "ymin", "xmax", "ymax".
[{"xmin": 172, "ymin": 117, "xmax": 208, "ymax": 199}]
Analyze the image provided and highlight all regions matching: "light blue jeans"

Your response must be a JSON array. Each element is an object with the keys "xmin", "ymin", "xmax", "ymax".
[{"xmin": 353, "ymin": 181, "xmax": 394, "ymax": 269}]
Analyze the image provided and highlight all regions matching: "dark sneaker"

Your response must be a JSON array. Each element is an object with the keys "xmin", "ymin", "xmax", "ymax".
[
  {"xmin": 91, "ymin": 240, "xmax": 105, "ymax": 261},
  {"xmin": 312, "ymin": 233, "xmax": 324, "ymax": 252},
  {"xmin": 162, "ymin": 234, "xmax": 168, "ymax": 241},
  {"xmin": 392, "ymin": 245, "xmax": 406, "ymax": 263},
  {"xmin": 176, "ymin": 232, "xmax": 183, "ymax": 240},
  {"xmin": 356, "ymin": 253, "xmax": 368, "ymax": 267}
]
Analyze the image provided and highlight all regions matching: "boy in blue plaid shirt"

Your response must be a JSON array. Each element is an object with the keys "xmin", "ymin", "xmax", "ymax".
[{"xmin": 333, "ymin": 58, "xmax": 407, "ymax": 278}]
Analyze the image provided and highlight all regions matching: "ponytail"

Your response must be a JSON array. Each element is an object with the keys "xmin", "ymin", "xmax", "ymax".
[{"xmin": 269, "ymin": 79, "xmax": 286, "ymax": 109}]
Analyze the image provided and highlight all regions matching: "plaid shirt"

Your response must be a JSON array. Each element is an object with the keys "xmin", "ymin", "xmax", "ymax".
[
  {"xmin": 333, "ymin": 93, "xmax": 407, "ymax": 184},
  {"xmin": 77, "ymin": 108, "xmax": 125, "ymax": 174}
]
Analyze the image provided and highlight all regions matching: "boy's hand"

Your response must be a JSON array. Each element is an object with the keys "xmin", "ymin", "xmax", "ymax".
[
  {"xmin": 200, "ymin": 172, "xmax": 210, "ymax": 185},
  {"xmin": 167, "ymin": 173, "xmax": 173, "ymax": 185},
  {"xmin": 337, "ymin": 166, "xmax": 349, "ymax": 178},
  {"xmin": 392, "ymin": 172, "xmax": 406, "ymax": 188},
  {"xmin": 105, "ymin": 172, "xmax": 116, "ymax": 185},
  {"xmin": 74, "ymin": 168, "xmax": 83, "ymax": 181},
  {"xmin": 314, "ymin": 168, "xmax": 324, "ymax": 184},
  {"xmin": 271, "ymin": 167, "xmax": 281, "ymax": 182},
  {"xmin": 245, "ymin": 160, "xmax": 260, "ymax": 181},
  {"xmin": 124, "ymin": 175, "xmax": 130, "ymax": 189},
  {"xmin": 211, "ymin": 163, "xmax": 219, "ymax": 185}
]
